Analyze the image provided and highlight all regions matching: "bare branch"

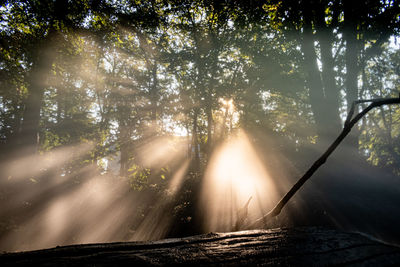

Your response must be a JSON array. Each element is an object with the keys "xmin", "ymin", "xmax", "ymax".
[{"xmin": 246, "ymin": 94, "xmax": 400, "ymax": 229}]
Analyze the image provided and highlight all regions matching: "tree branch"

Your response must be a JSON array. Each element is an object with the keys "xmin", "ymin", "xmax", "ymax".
[{"xmin": 246, "ymin": 94, "xmax": 400, "ymax": 229}]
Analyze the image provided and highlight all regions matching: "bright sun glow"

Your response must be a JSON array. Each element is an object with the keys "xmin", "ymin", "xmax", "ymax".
[
  {"xmin": 219, "ymin": 98, "xmax": 234, "ymax": 113},
  {"xmin": 200, "ymin": 130, "xmax": 279, "ymax": 232}
]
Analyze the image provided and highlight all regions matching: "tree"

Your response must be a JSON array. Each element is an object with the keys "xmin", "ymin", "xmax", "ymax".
[
  {"xmin": 235, "ymin": 0, "xmax": 400, "ymax": 151},
  {"xmin": 1, "ymin": 0, "xmax": 93, "ymax": 154},
  {"xmin": 1, "ymin": 0, "xmax": 400, "ymax": 251},
  {"xmin": 359, "ymin": 47, "xmax": 400, "ymax": 173}
]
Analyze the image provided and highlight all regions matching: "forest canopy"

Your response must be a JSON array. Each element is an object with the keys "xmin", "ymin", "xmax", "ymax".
[{"xmin": 0, "ymin": 0, "xmax": 400, "ymax": 252}]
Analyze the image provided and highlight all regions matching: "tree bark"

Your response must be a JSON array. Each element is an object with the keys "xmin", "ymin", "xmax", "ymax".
[
  {"xmin": 206, "ymin": 103, "xmax": 213, "ymax": 155},
  {"xmin": 343, "ymin": 1, "xmax": 360, "ymax": 152},
  {"xmin": 150, "ymin": 63, "xmax": 158, "ymax": 124},
  {"xmin": 2, "ymin": 227, "xmax": 400, "ymax": 266},
  {"xmin": 301, "ymin": 20, "xmax": 328, "ymax": 140},
  {"xmin": 315, "ymin": 4, "xmax": 342, "ymax": 134},
  {"xmin": 300, "ymin": 2, "xmax": 343, "ymax": 145},
  {"xmin": 192, "ymin": 108, "xmax": 200, "ymax": 170},
  {"xmin": 17, "ymin": 40, "xmax": 55, "ymax": 154},
  {"xmin": 119, "ymin": 122, "xmax": 130, "ymax": 177}
]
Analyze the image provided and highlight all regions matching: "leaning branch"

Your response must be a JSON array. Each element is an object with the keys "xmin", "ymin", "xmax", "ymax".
[{"xmin": 247, "ymin": 95, "xmax": 400, "ymax": 229}]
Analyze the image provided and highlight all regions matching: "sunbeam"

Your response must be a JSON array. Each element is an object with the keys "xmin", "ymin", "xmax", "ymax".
[
  {"xmin": 200, "ymin": 130, "xmax": 279, "ymax": 232},
  {"xmin": 129, "ymin": 159, "xmax": 191, "ymax": 241},
  {"xmin": 2, "ymin": 142, "xmax": 94, "ymax": 181},
  {"xmin": 168, "ymin": 159, "xmax": 190, "ymax": 194},
  {"xmin": 135, "ymin": 135, "xmax": 188, "ymax": 169},
  {"xmin": 1, "ymin": 0, "xmax": 400, "ymax": 257},
  {"xmin": 0, "ymin": 164, "xmax": 137, "ymax": 251}
]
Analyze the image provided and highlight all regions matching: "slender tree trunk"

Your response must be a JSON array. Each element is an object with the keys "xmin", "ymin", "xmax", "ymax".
[
  {"xmin": 301, "ymin": 4, "xmax": 343, "ymax": 147},
  {"xmin": 315, "ymin": 5, "xmax": 342, "ymax": 133},
  {"xmin": 17, "ymin": 61, "xmax": 49, "ymax": 153},
  {"xmin": 343, "ymin": 1, "xmax": 360, "ymax": 152},
  {"xmin": 14, "ymin": 30, "xmax": 57, "ymax": 154},
  {"xmin": 150, "ymin": 64, "xmax": 158, "ymax": 124},
  {"xmin": 12, "ymin": 107, "xmax": 22, "ymax": 140},
  {"xmin": 192, "ymin": 108, "xmax": 200, "ymax": 170},
  {"xmin": 301, "ymin": 21, "xmax": 327, "ymax": 140},
  {"xmin": 0, "ymin": 99, "xmax": 23, "ymax": 159},
  {"xmin": 206, "ymin": 103, "xmax": 213, "ymax": 155},
  {"xmin": 319, "ymin": 35, "xmax": 342, "ymax": 131},
  {"xmin": 119, "ymin": 123, "xmax": 129, "ymax": 177}
]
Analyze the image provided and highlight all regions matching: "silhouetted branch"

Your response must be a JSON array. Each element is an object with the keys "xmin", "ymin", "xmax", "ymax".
[
  {"xmin": 233, "ymin": 196, "xmax": 252, "ymax": 231},
  {"xmin": 247, "ymin": 94, "xmax": 400, "ymax": 229}
]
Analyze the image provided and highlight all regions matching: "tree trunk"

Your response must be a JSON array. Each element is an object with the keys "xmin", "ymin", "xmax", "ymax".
[
  {"xmin": 301, "ymin": 4, "xmax": 343, "ymax": 147},
  {"xmin": 17, "ymin": 64, "xmax": 48, "ymax": 153},
  {"xmin": 315, "ymin": 5, "xmax": 342, "ymax": 134},
  {"xmin": 301, "ymin": 21, "xmax": 328, "ymax": 141},
  {"xmin": 150, "ymin": 63, "xmax": 158, "ymax": 125},
  {"xmin": 192, "ymin": 108, "xmax": 200, "ymax": 170},
  {"xmin": 206, "ymin": 103, "xmax": 213, "ymax": 156},
  {"xmin": 2, "ymin": 227, "xmax": 400, "ymax": 266},
  {"xmin": 119, "ymin": 122, "xmax": 129, "ymax": 177},
  {"xmin": 14, "ymin": 30, "xmax": 57, "ymax": 154},
  {"xmin": 343, "ymin": 1, "xmax": 360, "ymax": 152},
  {"xmin": 0, "ymin": 101, "xmax": 23, "ymax": 156}
]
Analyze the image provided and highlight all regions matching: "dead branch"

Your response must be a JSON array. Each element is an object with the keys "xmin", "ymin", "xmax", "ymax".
[
  {"xmin": 233, "ymin": 196, "xmax": 252, "ymax": 231},
  {"xmin": 246, "ymin": 94, "xmax": 400, "ymax": 229}
]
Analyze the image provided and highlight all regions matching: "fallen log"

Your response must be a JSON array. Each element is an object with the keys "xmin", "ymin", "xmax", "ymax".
[{"xmin": 1, "ymin": 227, "xmax": 400, "ymax": 266}]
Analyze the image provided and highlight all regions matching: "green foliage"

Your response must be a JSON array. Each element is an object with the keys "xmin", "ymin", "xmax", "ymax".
[
  {"xmin": 128, "ymin": 164, "xmax": 151, "ymax": 191},
  {"xmin": 0, "ymin": 0, "xmax": 399, "ymax": 166},
  {"xmin": 0, "ymin": 2, "xmax": 399, "ymax": 236},
  {"xmin": 359, "ymin": 48, "xmax": 400, "ymax": 174}
]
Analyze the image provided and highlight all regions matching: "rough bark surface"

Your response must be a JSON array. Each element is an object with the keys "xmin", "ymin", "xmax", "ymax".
[{"xmin": 1, "ymin": 227, "xmax": 400, "ymax": 266}]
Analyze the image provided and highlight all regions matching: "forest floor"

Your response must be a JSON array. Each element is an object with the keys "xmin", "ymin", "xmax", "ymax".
[{"xmin": 1, "ymin": 227, "xmax": 400, "ymax": 266}]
